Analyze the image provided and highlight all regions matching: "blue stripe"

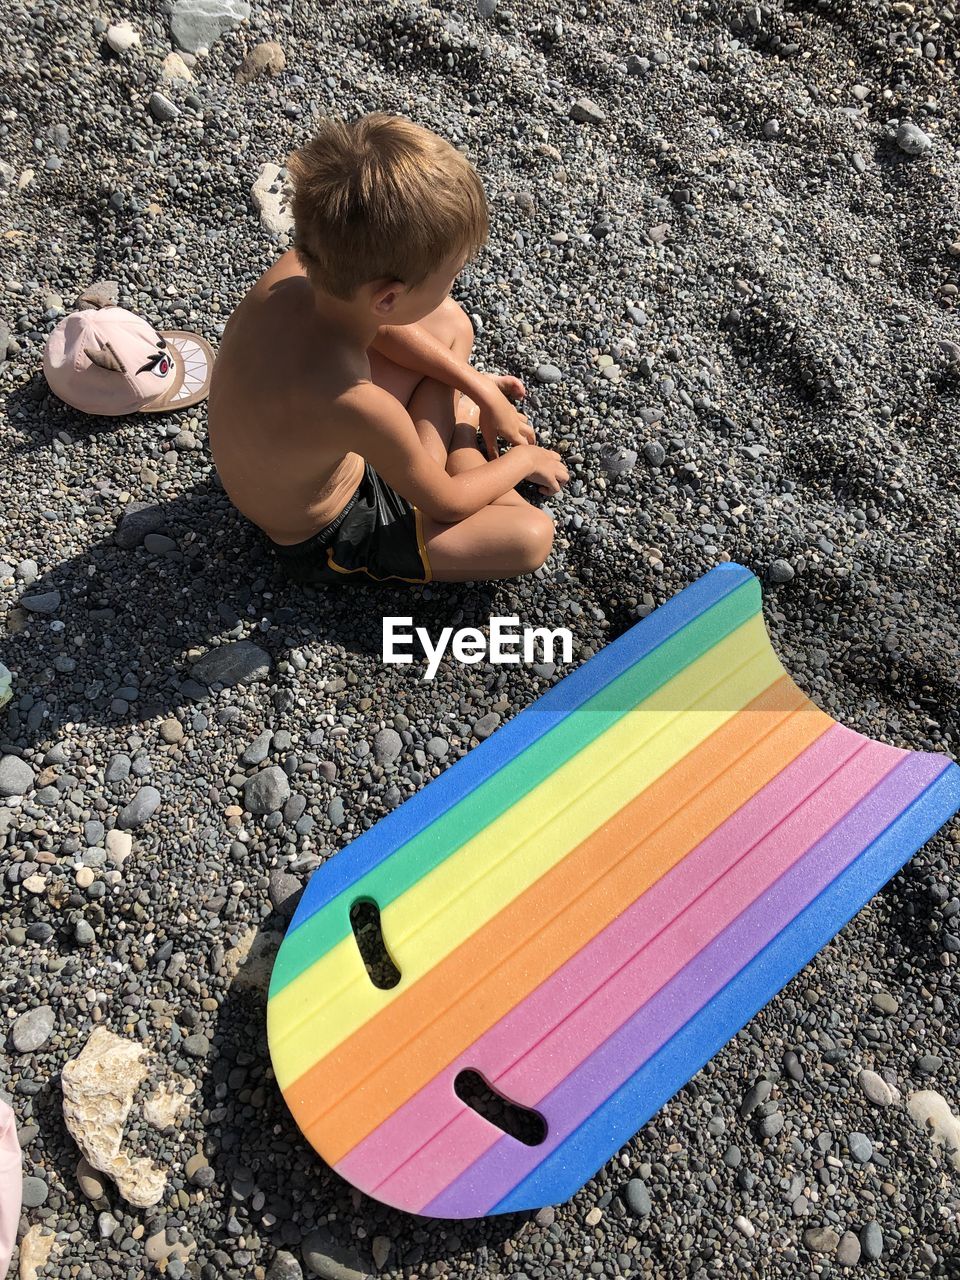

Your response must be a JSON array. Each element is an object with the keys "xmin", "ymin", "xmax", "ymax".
[
  {"xmin": 492, "ymin": 759, "xmax": 960, "ymax": 1212},
  {"xmin": 287, "ymin": 562, "xmax": 755, "ymax": 933}
]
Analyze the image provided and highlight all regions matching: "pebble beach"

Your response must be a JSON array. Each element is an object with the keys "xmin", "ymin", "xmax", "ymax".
[{"xmin": 2, "ymin": 0, "xmax": 960, "ymax": 1275}]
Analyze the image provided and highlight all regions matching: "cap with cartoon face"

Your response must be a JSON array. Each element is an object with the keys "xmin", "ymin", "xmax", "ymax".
[{"xmin": 42, "ymin": 305, "xmax": 215, "ymax": 417}]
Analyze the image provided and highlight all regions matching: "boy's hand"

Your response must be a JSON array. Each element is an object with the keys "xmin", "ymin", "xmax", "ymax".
[
  {"xmin": 475, "ymin": 373, "xmax": 535, "ymax": 454},
  {"xmin": 525, "ymin": 447, "xmax": 570, "ymax": 497}
]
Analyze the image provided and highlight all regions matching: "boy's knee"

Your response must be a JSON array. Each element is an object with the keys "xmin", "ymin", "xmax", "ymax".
[
  {"xmin": 442, "ymin": 296, "xmax": 474, "ymax": 348},
  {"xmin": 515, "ymin": 508, "xmax": 554, "ymax": 573}
]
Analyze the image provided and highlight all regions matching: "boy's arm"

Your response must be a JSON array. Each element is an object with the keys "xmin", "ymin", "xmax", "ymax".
[
  {"xmin": 340, "ymin": 384, "xmax": 543, "ymax": 524},
  {"xmin": 370, "ymin": 321, "xmax": 534, "ymax": 450},
  {"xmin": 370, "ymin": 321, "xmax": 491, "ymax": 403}
]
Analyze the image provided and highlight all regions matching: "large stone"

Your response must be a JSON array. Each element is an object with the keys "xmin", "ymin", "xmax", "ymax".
[
  {"xmin": 222, "ymin": 927, "xmax": 283, "ymax": 992},
  {"xmin": 20, "ymin": 590, "xmax": 61, "ymax": 615},
  {"xmin": 104, "ymin": 20, "xmax": 140, "ymax": 53},
  {"xmin": 0, "ymin": 753, "xmax": 34, "ymax": 796},
  {"xmin": 144, "ymin": 1075, "xmax": 192, "ymax": 1131},
  {"xmin": 11, "ymin": 1004, "xmax": 55, "ymax": 1052},
  {"xmin": 907, "ymin": 1090, "xmax": 960, "ymax": 1169},
  {"xmin": 301, "ymin": 1231, "xmax": 369, "ymax": 1280},
  {"xmin": 251, "ymin": 162, "xmax": 295, "ymax": 239},
  {"xmin": 570, "ymin": 96, "xmax": 605, "ymax": 124},
  {"xmin": 115, "ymin": 501, "xmax": 168, "ymax": 548},
  {"xmin": 170, "ymin": 0, "xmax": 250, "ymax": 54},
  {"xmin": 269, "ymin": 1252, "xmax": 304, "ymax": 1280},
  {"xmin": 60, "ymin": 1026, "xmax": 166, "ymax": 1207},
  {"xmin": 245, "ymin": 765, "xmax": 290, "ymax": 814},
  {"xmin": 191, "ymin": 639, "xmax": 271, "ymax": 688},
  {"xmin": 373, "ymin": 728, "xmax": 402, "ymax": 766},
  {"xmin": 17, "ymin": 1224, "xmax": 58, "ymax": 1280},
  {"xmin": 116, "ymin": 785, "xmax": 161, "ymax": 830},
  {"xmin": 236, "ymin": 40, "xmax": 286, "ymax": 84}
]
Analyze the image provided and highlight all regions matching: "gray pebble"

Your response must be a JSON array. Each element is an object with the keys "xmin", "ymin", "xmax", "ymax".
[
  {"xmin": 570, "ymin": 96, "xmax": 605, "ymax": 124},
  {"xmin": 860, "ymin": 1220, "xmax": 883, "ymax": 1260},
  {"xmin": 535, "ymin": 363, "xmax": 563, "ymax": 384},
  {"xmin": 241, "ymin": 729, "xmax": 274, "ymax": 765},
  {"xmin": 244, "ymin": 766, "xmax": 290, "ymax": 814},
  {"xmin": 896, "ymin": 120, "xmax": 933, "ymax": 155},
  {"xmin": 105, "ymin": 753, "xmax": 131, "ymax": 783},
  {"xmin": 19, "ymin": 590, "xmax": 61, "ymax": 614},
  {"xmin": 474, "ymin": 712, "xmax": 501, "ymax": 740},
  {"xmin": 21, "ymin": 1176, "xmax": 48, "ymax": 1208},
  {"xmin": 148, "ymin": 91, "xmax": 180, "ymax": 122},
  {"xmin": 859, "ymin": 1069, "xmax": 892, "ymax": 1106},
  {"xmin": 623, "ymin": 1177, "xmax": 651, "ymax": 1217},
  {"xmin": 269, "ymin": 870, "xmax": 302, "ymax": 918},
  {"xmin": 268, "ymin": 1253, "xmax": 304, "ymax": 1280},
  {"xmin": 803, "ymin": 1226, "xmax": 839, "ymax": 1254},
  {"xmin": 836, "ymin": 1231, "xmax": 861, "ymax": 1266},
  {"xmin": 191, "ymin": 640, "xmax": 272, "ymax": 689},
  {"xmin": 300, "ymin": 1230, "xmax": 367, "ymax": 1280},
  {"xmin": 75, "ymin": 918, "xmax": 96, "ymax": 946},
  {"xmin": 767, "ymin": 558, "xmax": 795, "ymax": 584},
  {"xmin": 0, "ymin": 755, "xmax": 34, "ymax": 797},
  {"xmin": 373, "ymin": 728, "xmax": 403, "ymax": 765},
  {"xmin": 117, "ymin": 785, "xmax": 161, "ymax": 829},
  {"xmin": 847, "ymin": 1131, "xmax": 872, "ymax": 1163},
  {"xmin": 642, "ymin": 441, "xmax": 666, "ymax": 466},
  {"xmin": 183, "ymin": 1033, "xmax": 210, "ymax": 1058},
  {"xmin": 11, "ymin": 1005, "xmax": 55, "ymax": 1052}
]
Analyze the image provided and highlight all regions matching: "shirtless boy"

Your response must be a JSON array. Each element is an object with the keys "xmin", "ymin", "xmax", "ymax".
[{"xmin": 208, "ymin": 112, "xmax": 569, "ymax": 585}]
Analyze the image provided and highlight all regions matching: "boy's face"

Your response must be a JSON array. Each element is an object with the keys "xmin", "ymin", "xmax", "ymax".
[{"xmin": 370, "ymin": 249, "xmax": 469, "ymax": 325}]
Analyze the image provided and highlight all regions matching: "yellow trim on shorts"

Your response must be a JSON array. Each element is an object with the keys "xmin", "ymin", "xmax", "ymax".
[
  {"xmin": 413, "ymin": 506, "xmax": 433, "ymax": 582},
  {"xmin": 325, "ymin": 539, "xmax": 430, "ymax": 585}
]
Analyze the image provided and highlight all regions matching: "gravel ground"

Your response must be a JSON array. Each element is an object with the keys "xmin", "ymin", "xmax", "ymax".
[{"xmin": 3, "ymin": 0, "xmax": 960, "ymax": 1275}]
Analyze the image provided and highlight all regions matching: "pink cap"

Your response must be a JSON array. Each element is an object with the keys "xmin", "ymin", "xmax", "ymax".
[
  {"xmin": 0, "ymin": 1099, "xmax": 21, "ymax": 1280},
  {"xmin": 42, "ymin": 305, "xmax": 215, "ymax": 417}
]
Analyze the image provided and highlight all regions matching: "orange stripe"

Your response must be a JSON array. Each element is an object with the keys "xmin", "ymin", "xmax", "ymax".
[{"xmin": 286, "ymin": 677, "xmax": 830, "ymax": 1162}]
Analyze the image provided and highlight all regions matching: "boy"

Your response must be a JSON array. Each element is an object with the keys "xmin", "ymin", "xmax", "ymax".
[{"xmin": 207, "ymin": 112, "xmax": 569, "ymax": 585}]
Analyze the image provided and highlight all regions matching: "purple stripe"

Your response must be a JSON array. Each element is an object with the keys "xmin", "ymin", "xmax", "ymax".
[{"xmin": 425, "ymin": 752, "xmax": 945, "ymax": 1216}]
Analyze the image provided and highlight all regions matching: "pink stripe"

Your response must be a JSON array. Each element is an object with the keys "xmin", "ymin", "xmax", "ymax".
[
  {"xmin": 336, "ymin": 725, "xmax": 893, "ymax": 1198},
  {"xmin": 387, "ymin": 735, "xmax": 903, "ymax": 1210}
]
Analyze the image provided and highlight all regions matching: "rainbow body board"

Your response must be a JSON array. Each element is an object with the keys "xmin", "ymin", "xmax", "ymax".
[{"xmin": 267, "ymin": 563, "xmax": 960, "ymax": 1218}]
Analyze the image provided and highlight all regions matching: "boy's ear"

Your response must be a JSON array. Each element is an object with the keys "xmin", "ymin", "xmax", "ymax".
[{"xmin": 370, "ymin": 279, "xmax": 407, "ymax": 317}]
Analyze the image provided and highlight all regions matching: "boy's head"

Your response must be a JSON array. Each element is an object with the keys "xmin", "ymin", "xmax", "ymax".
[{"xmin": 286, "ymin": 113, "xmax": 489, "ymax": 322}]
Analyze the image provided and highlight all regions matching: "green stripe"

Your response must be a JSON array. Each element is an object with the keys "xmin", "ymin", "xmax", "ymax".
[{"xmin": 269, "ymin": 579, "xmax": 761, "ymax": 999}]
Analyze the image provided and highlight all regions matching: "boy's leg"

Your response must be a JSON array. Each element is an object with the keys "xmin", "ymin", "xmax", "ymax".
[
  {"xmin": 419, "ymin": 504, "xmax": 555, "ymax": 582},
  {"xmin": 405, "ymin": 375, "xmax": 555, "ymax": 581},
  {"xmin": 367, "ymin": 295, "xmax": 475, "ymax": 463}
]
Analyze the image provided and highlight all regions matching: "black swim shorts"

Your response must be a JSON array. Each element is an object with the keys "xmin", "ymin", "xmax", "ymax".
[{"xmin": 264, "ymin": 463, "xmax": 432, "ymax": 586}]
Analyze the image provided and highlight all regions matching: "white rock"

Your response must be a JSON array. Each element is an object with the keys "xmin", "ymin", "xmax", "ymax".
[
  {"xmin": 907, "ymin": 1090, "xmax": 960, "ymax": 1169},
  {"xmin": 18, "ymin": 1224, "xmax": 58, "ymax": 1280},
  {"xmin": 105, "ymin": 828, "xmax": 133, "ymax": 865},
  {"xmin": 61, "ymin": 1026, "xmax": 166, "ymax": 1207},
  {"xmin": 161, "ymin": 51, "xmax": 194, "ymax": 81},
  {"xmin": 251, "ymin": 162, "xmax": 294, "ymax": 238},
  {"xmin": 223, "ymin": 926, "xmax": 283, "ymax": 991},
  {"xmin": 105, "ymin": 20, "xmax": 141, "ymax": 53},
  {"xmin": 144, "ymin": 1076, "xmax": 192, "ymax": 1130}
]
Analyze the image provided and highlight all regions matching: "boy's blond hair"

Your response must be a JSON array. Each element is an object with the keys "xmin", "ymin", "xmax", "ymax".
[{"xmin": 285, "ymin": 112, "xmax": 489, "ymax": 301}]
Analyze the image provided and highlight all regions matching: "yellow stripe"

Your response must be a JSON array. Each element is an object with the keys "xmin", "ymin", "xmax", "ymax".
[
  {"xmin": 413, "ymin": 506, "xmax": 432, "ymax": 581},
  {"xmin": 270, "ymin": 614, "xmax": 782, "ymax": 1086},
  {"xmin": 326, "ymin": 545, "xmax": 429, "ymax": 585}
]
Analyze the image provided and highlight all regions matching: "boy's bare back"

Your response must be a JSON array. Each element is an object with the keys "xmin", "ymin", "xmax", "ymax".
[{"xmin": 207, "ymin": 249, "xmax": 370, "ymax": 545}]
